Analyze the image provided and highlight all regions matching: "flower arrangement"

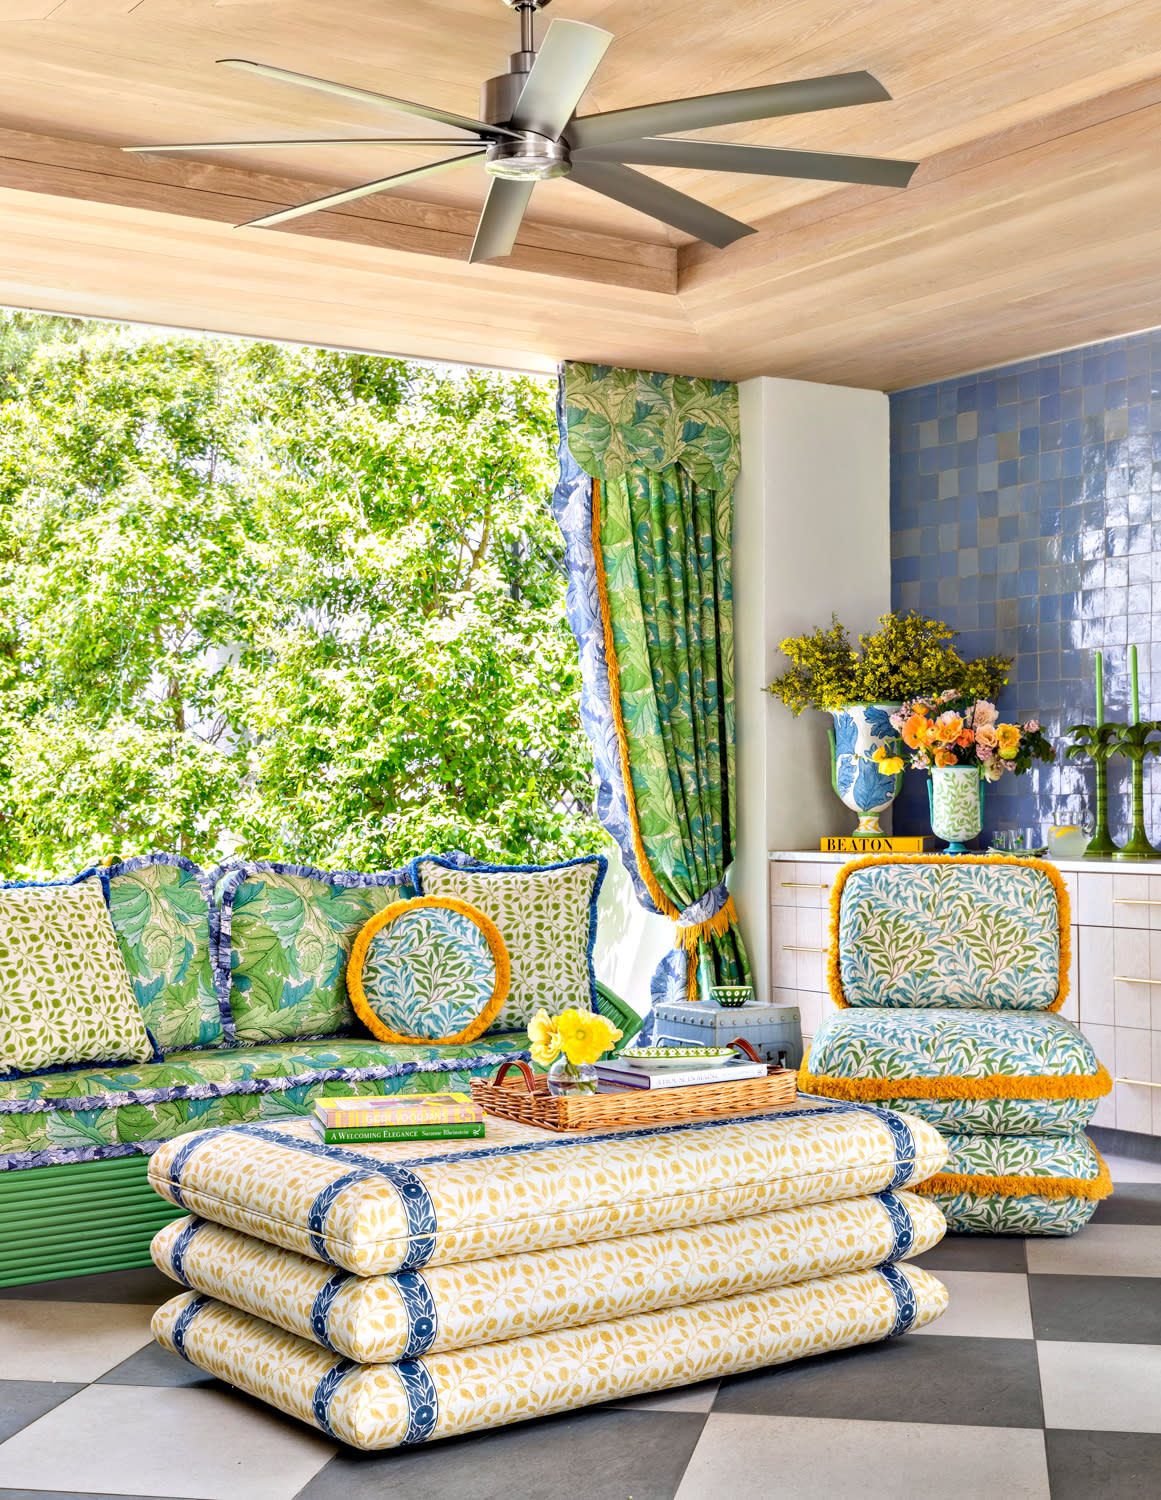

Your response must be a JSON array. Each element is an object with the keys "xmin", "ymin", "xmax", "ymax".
[
  {"xmin": 767, "ymin": 612, "xmax": 1010, "ymax": 716},
  {"xmin": 877, "ymin": 691, "xmax": 1055, "ymax": 781},
  {"xmin": 528, "ymin": 1006, "xmax": 622, "ymax": 1065}
]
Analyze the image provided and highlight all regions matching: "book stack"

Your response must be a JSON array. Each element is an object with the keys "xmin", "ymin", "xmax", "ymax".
[
  {"xmin": 313, "ymin": 1092, "xmax": 485, "ymax": 1144},
  {"xmin": 594, "ymin": 1054, "xmax": 768, "ymax": 1092}
]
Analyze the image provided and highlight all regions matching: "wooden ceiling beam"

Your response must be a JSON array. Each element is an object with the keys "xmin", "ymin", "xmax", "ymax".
[{"xmin": 0, "ymin": 126, "xmax": 678, "ymax": 294}]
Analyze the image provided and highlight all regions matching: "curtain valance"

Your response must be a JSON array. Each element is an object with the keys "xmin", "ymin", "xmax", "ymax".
[{"xmin": 563, "ymin": 363, "xmax": 740, "ymax": 490}]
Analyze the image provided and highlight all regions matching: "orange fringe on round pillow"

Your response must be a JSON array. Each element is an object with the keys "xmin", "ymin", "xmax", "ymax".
[
  {"xmin": 915, "ymin": 1149, "xmax": 1113, "ymax": 1202},
  {"xmin": 796, "ymin": 1064, "xmax": 1113, "ymax": 1102},
  {"xmin": 825, "ymin": 853, "xmax": 1072, "ymax": 1014}
]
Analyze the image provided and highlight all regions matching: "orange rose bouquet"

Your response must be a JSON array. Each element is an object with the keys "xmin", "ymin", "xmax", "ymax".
[{"xmin": 878, "ymin": 691, "xmax": 1054, "ymax": 781}]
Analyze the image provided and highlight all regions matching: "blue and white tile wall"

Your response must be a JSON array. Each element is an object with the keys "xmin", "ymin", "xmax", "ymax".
[{"xmin": 889, "ymin": 328, "xmax": 1161, "ymax": 844}]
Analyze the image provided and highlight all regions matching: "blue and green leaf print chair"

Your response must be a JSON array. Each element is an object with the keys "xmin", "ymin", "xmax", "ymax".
[{"xmin": 799, "ymin": 854, "xmax": 1113, "ymax": 1234}]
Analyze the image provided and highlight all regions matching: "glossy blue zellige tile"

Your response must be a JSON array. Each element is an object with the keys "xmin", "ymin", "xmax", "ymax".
[{"xmin": 889, "ymin": 325, "xmax": 1161, "ymax": 838}]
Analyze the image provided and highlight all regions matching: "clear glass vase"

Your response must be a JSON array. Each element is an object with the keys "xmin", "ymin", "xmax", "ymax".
[{"xmin": 546, "ymin": 1056, "xmax": 599, "ymax": 1096}]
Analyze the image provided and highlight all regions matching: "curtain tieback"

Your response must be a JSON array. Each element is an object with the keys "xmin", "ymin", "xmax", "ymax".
[{"xmin": 674, "ymin": 881, "xmax": 737, "ymax": 952}]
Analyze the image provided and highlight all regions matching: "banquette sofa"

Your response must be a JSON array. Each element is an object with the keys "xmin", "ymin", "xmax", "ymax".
[{"xmin": 0, "ymin": 850, "xmax": 639, "ymax": 1287}]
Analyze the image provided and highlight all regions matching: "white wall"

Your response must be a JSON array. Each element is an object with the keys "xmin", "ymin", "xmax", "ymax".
[
  {"xmin": 733, "ymin": 377, "xmax": 892, "ymax": 1004},
  {"xmin": 592, "ymin": 842, "xmax": 673, "ymax": 1016}
]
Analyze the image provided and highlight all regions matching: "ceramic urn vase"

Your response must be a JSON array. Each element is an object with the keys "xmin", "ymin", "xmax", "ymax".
[
  {"xmin": 827, "ymin": 703, "xmax": 902, "ymax": 837},
  {"xmin": 928, "ymin": 764, "xmax": 984, "ymax": 853}
]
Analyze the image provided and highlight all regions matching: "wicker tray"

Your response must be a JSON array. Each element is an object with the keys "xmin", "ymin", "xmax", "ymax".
[{"xmin": 470, "ymin": 1039, "xmax": 797, "ymax": 1133}]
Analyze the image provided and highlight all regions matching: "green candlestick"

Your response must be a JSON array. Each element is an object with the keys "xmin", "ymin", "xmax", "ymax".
[
  {"xmin": 1096, "ymin": 650, "xmax": 1104, "ymax": 728},
  {"xmin": 1130, "ymin": 644, "xmax": 1140, "ymax": 726},
  {"xmin": 1066, "ymin": 721, "xmax": 1123, "ymax": 859},
  {"xmin": 1113, "ymin": 717, "xmax": 1161, "ymax": 860}
]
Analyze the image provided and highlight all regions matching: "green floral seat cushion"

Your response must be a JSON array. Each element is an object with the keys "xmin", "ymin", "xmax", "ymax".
[
  {"xmin": 0, "ymin": 1033, "xmax": 528, "ymax": 1169},
  {"xmin": 918, "ymin": 1131, "xmax": 1110, "ymax": 1236},
  {"xmin": 220, "ymin": 863, "xmax": 409, "ymax": 1043},
  {"xmin": 801, "ymin": 1008, "xmax": 1110, "ymax": 1134},
  {"xmin": 410, "ymin": 854, "xmax": 606, "ymax": 1030},
  {"xmin": 836, "ymin": 860, "xmax": 1065, "ymax": 1010},
  {"xmin": 105, "ymin": 855, "xmax": 224, "ymax": 1052}
]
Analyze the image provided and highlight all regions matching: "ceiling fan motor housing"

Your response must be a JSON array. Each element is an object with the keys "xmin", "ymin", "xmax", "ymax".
[{"xmin": 481, "ymin": 42, "xmax": 572, "ymax": 180}]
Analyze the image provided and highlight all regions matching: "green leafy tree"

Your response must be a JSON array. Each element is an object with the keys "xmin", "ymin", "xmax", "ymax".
[{"xmin": 0, "ymin": 311, "xmax": 599, "ymax": 876}]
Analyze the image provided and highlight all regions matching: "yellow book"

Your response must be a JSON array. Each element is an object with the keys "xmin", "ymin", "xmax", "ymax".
[
  {"xmin": 819, "ymin": 835, "xmax": 933, "ymax": 854},
  {"xmin": 315, "ymin": 1092, "xmax": 484, "ymax": 1129}
]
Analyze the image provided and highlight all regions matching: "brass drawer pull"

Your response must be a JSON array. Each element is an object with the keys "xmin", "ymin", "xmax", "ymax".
[
  {"xmin": 779, "ymin": 881, "xmax": 831, "ymax": 889},
  {"xmin": 1113, "ymin": 976, "xmax": 1161, "ymax": 986},
  {"xmin": 1115, "ymin": 1076, "xmax": 1161, "ymax": 1089},
  {"xmin": 1114, "ymin": 899, "xmax": 1161, "ymax": 906},
  {"xmin": 781, "ymin": 945, "xmax": 828, "ymax": 954}
]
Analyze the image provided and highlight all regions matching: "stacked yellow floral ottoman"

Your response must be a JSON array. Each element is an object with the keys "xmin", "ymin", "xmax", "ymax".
[
  {"xmin": 800, "ymin": 855, "xmax": 1114, "ymax": 1235},
  {"xmin": 146, "ymin": 1100, "xmax": 950, "ymax": 1449}
]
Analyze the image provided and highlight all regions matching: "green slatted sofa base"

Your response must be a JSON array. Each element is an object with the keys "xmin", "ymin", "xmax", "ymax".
[{"xmin": 0, "ymin": 1155, "xmax": 186, "ymax": 1286}]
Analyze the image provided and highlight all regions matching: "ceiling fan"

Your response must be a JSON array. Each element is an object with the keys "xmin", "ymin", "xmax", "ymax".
[{"xmin": 125, "ymin": 0, "xmax": 919, "ymax": 263}]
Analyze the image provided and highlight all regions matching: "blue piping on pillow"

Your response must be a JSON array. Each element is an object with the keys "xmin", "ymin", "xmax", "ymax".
[
  {"xmin": 408, "ymin": 851, "xmax": 608, "ymax": 1016},
  {"xmin": 210, "ymin": 859, "xmax": 411, "ymax": 1042}
]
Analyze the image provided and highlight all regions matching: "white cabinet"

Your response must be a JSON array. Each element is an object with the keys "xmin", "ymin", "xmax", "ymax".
[{"xmin": 769, "ymin": 851, "xmax": 1161, "ymax": 1137}]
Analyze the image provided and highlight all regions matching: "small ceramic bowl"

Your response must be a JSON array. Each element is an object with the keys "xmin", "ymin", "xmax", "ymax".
[{"xmin": 710, "ymin": 985, "xmax": 753, "ymax": 1008}]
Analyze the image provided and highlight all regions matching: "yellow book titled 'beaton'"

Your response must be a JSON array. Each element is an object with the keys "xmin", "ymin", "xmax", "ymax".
[{"xmin": 820, "ymin": 835, "xmax": 933, "ymax": 854}]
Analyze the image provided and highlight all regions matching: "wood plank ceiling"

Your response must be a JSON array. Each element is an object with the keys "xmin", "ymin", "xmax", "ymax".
[{"xmin": 0, "ymin": 0, "xmax": 1160, "ymax": 387}]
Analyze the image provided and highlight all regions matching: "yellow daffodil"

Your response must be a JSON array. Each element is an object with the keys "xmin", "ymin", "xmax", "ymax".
[
  {"xmin": 872, "ymin": 746, "xmax": 904, "ymax": 776},
  {"xmin": 526, "ymin": 1007, "xmax": 561, "ymax": 1065},
  {"xmin": 555, "ymin": 1006, "xmax": 622, "ymax": 1066}
]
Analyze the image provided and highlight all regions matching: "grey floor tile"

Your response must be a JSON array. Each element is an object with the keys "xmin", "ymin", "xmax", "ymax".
[
  {"xmin": 0, "ymin": 1267, "xmax": 175, "ymax": 1305},
  {"xmin": 1045, "ymin": 1429, "xmax": 1161, "ymax": 1498},
  {"xmin": 0, "ymin": 1492, "xmax": 184, "ymax": 1500},
  {"xmin": 908, "ymin": 1270, "xmax": 1032, "ymax": 1339},
  {"xmin": 674, "ymin": 1414, "xmax": 1050, "ymax": 1500},
  {"xmin": 1029, "ymin": 1274, "xmax": 1161, "ymax": 1343},
  {"xmin": 911, "ymin": 1234, "xmax": 1028, "ymax": 1273},
  {"xmin": 0, "ymin": 1384, "xmax": 335, "ymax": 1500},
  {"xmin": 96, "ymin": 1341, "xmax": 220, "ymax": 1389},
  {"xmin": 1026, "ymin": 1224, "xmax": 1161, "ymax": 1278},
  {"xmin": 1092, "ymin": 1184, "xmax": 1161, "ymax": 1225},
  {"xmin": 714, "ymin": 1335, "xmax": 1043, "ymax": 1429},
  {"xmin": 0, "ymin": 1300, "xmax": 155, "ymax": 1381},
  {"xmin": 1039, "ymin": 1342, "xmax": 1161, "ymax": 1434},
  {"xmin": 299, "ymin": 1408, "xmax": 705, "ymax": 1500},
  {"xmin": 0, "ymin": 1382, "xmax": 84, "ymax": 1444}
]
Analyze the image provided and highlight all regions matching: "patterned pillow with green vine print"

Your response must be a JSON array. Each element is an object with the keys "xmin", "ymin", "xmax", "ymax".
[
  {"xmin": 105, "ymin": 854, "xmax": 224, "ymax": 1052},
  {"xmin": 838, "ymin": 861, "xmax": 1062, "ymax": 1010},
  {"xmin": 221, "ymin": 863, "xmax": 409, "ymax": 1044}
]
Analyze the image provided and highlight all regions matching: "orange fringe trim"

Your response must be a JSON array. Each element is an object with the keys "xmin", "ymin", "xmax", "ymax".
[
  {"xmin": 825, "ymin": 853, "xmax": 1072, "ymax": 1014},
  {"xmin": 915, "ymin": 1148, "xmax": 1113, "ymax": 1202},
  {"xmin": 348, "ymin": 896, "xmax": 511, "ymax": 1047},
  {"xmin": 797, "ymin": 1063, "xmax": 1112, "ymax": 1102},
  {"xmin": 676, "ymin": 895, "xmax": 739, "ymax": 953}
]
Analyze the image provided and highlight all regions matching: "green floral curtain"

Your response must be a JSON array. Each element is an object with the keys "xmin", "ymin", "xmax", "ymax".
[{"xmin": 558, "ymin": 363, "xmax": 751, "ymax": 1012}]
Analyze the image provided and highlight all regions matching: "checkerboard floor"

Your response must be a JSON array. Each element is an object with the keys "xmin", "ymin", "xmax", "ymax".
[{"xmin": 3, "ymin": 1154, "xmax": 1160, "ymax": 1500}]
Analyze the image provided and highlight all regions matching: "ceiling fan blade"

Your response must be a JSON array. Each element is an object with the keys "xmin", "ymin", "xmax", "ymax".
[
  {"xmin": 241, "ymin": 152, "xmax": 485, "ymax": 228},
  {"xmin": 573, "ymin": 137, "xmax": 918, "ymax": 188},
  {"xmin": 509, "ymin": 19, "xmax": 613, "ymax": 139},
  {"xmin": 218, "ymin": 58, "xmax": 518, "ymax": 140},
  {"xmin": 469, "ymin": 177, "xmax": 535, "ymax": 263},
  {"xmin": 125, "ymin": 138, "xmax": 479, "ymax": 153},
  {"xmin": 567, "ymin": 70, "xmax": 891, "ymax": 151},
  {"xmin": 568, "ymin": 161, "xmax": 754, "ymax": 248}
]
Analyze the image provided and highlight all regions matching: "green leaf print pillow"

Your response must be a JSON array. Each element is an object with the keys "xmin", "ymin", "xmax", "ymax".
[
  {"xmin": 218, "ymin": 862, "xmax": 410, "ymax": 1044},
  {"xmin": 105, "ymin": 854, "xmax": 225, "ymax": 1053}
]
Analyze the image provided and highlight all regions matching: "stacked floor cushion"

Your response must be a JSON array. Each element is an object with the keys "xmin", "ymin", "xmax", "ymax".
[
  {"xmin": 149, "ymin": 1103, "xmax": 949, "ymax": 1448},
  {"xmin": 799, "ymin": 855, "xmax": 1113, "ymax": 1234}
]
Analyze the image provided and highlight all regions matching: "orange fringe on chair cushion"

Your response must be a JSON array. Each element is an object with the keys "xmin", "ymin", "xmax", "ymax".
[
  {"xmin": 825, "ymin": 853, "xmax": 1072, "ymax": 1014},
  {"xmin": 915, "ymin": 1151, "xmax": 1113, "ymax": 1202},
  {"xmin": 797, "ymin": 1063, "xmax": 1112, "ymax": 1102}
]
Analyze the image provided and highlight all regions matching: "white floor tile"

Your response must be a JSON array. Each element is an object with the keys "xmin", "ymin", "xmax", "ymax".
[
  {"xmin": 1102, "ymin": 1153, "xmax": 1161, "ymax": 1183},
  {"xmin": 0, "ymin": 1383, "xmax": 335, "ymax": 1500},
  {"xmin": 1038, "ymin": 1341, "xmax": 1161, "ymax": 1433},
  {"xmin": 908, "ymin": 1270, "xmax": 1033, "ymax": 1340},
  {"xmin": 673, "ymin": 1414, "xmax": 1050, "ymax": 1500},
  {"xmin": 611, "ymin": 1379, "xmax": 720, "ymax": 1413},
  {"xmin": 0, "ymin": 1300, "xmax": 154, "ymax": 1381},
  {"xmin": 1027, "ymin": 1223, "xmax": 1161, "ymax": 1278}
]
